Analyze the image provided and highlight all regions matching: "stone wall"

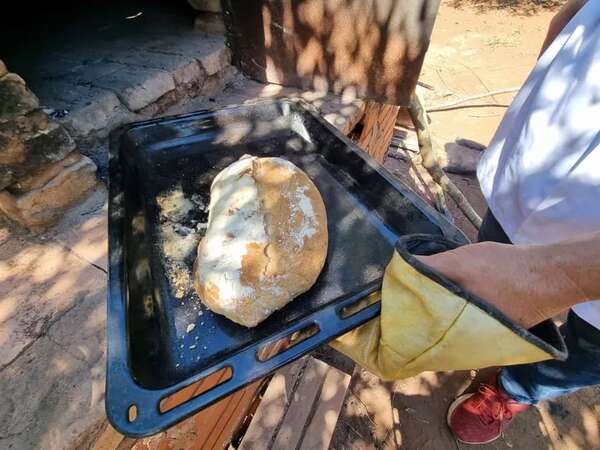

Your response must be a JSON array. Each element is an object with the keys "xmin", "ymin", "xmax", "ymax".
[
  {"xmin": 0, "ymin": 40, "xmax": 234, "ymax": 233},
  {"xmin": 0, "ymin": 60, "xmax": 98, "ymax": 231},
  {"xmin": 36, "ymin": 36, "xmax": 235, "ymax": 179}
]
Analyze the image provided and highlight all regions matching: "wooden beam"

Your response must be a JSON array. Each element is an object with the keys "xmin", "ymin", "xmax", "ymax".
[
  {"xmin": 299, "ymin": 366, "xmax": 351, "ymax": 450},
  {"xmin": 239, "ymin": 358, "xmax": 309, "ymax": 450},
  {"xmin": 91, "ymin": 424, "xmax": 128, "ymax": 450},
  {"xmin": 271, "ymin": 358, "xmax": 330, "ymax": 450},
  {"xmin": 358, "ymin": 102, "xmax": 401, "ymax": 163},
  {"xmin": 129, "ymin": 379, "xmax": 264, "ymax": 450},
  {"xmin": 239, "ymin": 357, "xmax": 351, "ymax": 450}
]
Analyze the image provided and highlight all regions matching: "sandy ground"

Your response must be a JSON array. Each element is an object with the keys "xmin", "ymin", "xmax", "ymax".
[{"xmin": 330, "ymin": 1, "xmax": 600, "ymax": 449}]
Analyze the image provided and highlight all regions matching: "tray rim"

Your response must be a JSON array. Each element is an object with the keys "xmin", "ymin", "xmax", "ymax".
[{"xmin": 105, "ymin": 98, "xmax": 468, "ymax": 437}]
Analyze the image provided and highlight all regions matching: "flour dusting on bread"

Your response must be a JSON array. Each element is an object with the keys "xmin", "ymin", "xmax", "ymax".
[
  {"xmin": 196, "ymin": 157, "xmax": 266, "ymax": 308},
  {"xmin": 289, "ymin": 185, "xmax": 317, "ymax": 246},
  {"xmin": 193, "ymin": 155, "xmax": 328, "ymax": 327}
]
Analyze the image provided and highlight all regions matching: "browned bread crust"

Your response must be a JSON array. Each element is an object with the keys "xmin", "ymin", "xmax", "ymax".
[{"xmin": 194, "ymin": 156, "xmax": 327, "ymax": 327}]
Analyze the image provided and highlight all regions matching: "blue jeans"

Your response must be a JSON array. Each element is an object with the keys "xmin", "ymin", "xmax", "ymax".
[{"xmin": 478, "ymin": 212, "xmax": 600, "ymax": 404}]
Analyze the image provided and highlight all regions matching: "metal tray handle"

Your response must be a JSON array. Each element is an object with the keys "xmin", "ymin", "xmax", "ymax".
[{"xmin": 106, "ymin": 282, "xmax": 381, "ymax": 437}]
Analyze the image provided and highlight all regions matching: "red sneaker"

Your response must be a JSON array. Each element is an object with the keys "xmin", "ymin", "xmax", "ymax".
[{"xmin": 447, "ymin": 375, "xmax": 529, "ymax": 444}]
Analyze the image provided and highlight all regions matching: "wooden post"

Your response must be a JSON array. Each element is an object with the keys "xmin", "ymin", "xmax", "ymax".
[{"xmin": 358, "ymin": 102, "xmax": 401, "ymax": 163}]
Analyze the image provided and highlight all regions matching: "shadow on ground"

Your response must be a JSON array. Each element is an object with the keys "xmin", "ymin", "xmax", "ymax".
[
  {"xmin": 450, "ymin": 0, "xmax": 563, "ymax": 15},
  {"xmin": 330, "ymin": 367, "xmax": 600, "ymax": 449}
]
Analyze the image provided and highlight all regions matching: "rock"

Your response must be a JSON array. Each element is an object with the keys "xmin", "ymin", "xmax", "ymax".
[
  {"xmin": 200, "ymin": 66, "xmax": 236, "ymax": 97},
  {"xmin": 37, "ymin": 82, "xmax": 137, "ymax": 137},
  {"xmin": 198, "ymin": 45, "xmax": 231, "ymax": 76},
  {"xmin": 0, "ymin": 168, "xmax": 15, "ymax": 192},
  {"xmin": 18, "ymin": 121, "xmax": 75, "ymax": 163},
  {"xmin": 0, "ymin": 154, "xmax": 98, "ymax": 231},
  {"xmin": 171, "ymin": 59, "xmax": 203, "ymax": 86},
  {"xmin": 47, "ymin": 287, "xmax": 106, "ymax": 369},
  {"xmin": 172, "ymin": 60, "xmax": 207, "ymax": 98},
  {"xmin": 0, "ymin": 121, "xmax": 76, "ymax": 190},
  {"xmin": 0, "ymin": 119, "xmax": 75, "ymax": 189},
  {"xmin": 441, "ymin": 141, "xmax": 482, "ymax": 175},
  {"xmin": 59, "ymin": 61, "xmax": 125, "ymax": 86},
  {"xmin": 0, "ymin": 232, "xmax": 106, "ymax": 368},
  {"xmin": 199, "ymin": 72, "xmax": 226, "ymax": 97},
  {"xmin": 0, "ymin": 289, "xmax": 106, "ymax": 450},
  {"xmin": 94, "ymin": 66, "xmax": 175, "ymax": 111},
  {"xmin": 0, "ymin": 59, "xmax": 6, "ymax": 77},
  {"xmin": 104, "ymin": 50, "xmax": 208, "ymax": 99},
  {"xmin": 50, "ymin": 188, "xmax": 108, "ymax": 272},
  {"xmin": 455, "ymin": 137, "xmax": 486, "ymax": 151},
  {"xmin": 63, "ymin": 93, "xmax": 136, "ymax": 138},
  {"xmin": 188, "ymin": 0, "xmax": 222, "ymax": 12},
  {"xmin": 1, "ymin": 122, "xmax": 75, "ymax": 188},
  {"xmin": 194, "ymin": 12, "xmax": 226, "ymax": 35},
  {"xmin": 138, "ymin": 90, "xmax": 179, "ymax": 117},
  {"xmin": 0, "ymin": 111, "xmax": 50, "ymax": 167},
  {"xmin": 1, "ymin": 72, "xmax": 26, "ymax": 85},
  {"xmin": 0, "ymin": 72, "xmax": 40, "ymax": 120},
  {"xmin": 107, "ymin": 50, "xmax": 205, "ymax": 86},
  {"xmin": 0, "ymin": 135, "xmax": 25, "ymax": 165},
  {"xmin": 139, "ymin": 35, "xmax": 232, "ymax": 77},
  {"xmin": 0, "ymin": 109, "xmax": 49, "ymax": 136},
  {"xmin": 10, "ymin": 152, "xmax": 82, "ymax": 193}
]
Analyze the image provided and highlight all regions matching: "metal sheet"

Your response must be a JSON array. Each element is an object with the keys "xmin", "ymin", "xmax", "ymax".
[
  {"xmin": 105, "ymin": 99, "xmax": 465, "ymax": 436},
  {"xmin": 223, "ymin": 0, "xmax": 441, "ymax": 106}
]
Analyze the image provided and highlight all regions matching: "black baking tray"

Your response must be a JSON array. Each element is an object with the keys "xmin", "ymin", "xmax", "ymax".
[{"xmin": 106, "ymin": 99, "xmax": 467, "ymax": 437}]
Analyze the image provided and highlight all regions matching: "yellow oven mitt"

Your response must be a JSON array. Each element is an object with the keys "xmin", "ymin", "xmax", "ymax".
[{"xmin": 331, "ymin": 234, "xmax": 567, "ymax": 380}]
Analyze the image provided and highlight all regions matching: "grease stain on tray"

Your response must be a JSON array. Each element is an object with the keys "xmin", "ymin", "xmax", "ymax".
[{"xmin": 156, "ymin": 183, "xmax": 209, "ymax": 300}]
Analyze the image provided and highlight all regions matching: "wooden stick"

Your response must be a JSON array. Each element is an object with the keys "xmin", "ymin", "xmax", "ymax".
[
  {"xmin": 427, "ymin": 87, "xmax": 519, "ymax": 112},
  {"xmin": 407, "ymin": 91, "xmax": 482, "ymax": 229}
]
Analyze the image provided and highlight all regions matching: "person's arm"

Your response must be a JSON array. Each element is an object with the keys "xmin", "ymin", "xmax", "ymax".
[
  {"xmin": 539, "ymin": 0, "xmax": 588, "ymax": 57},
  {"xmin": 416, "ymin": 231, "xmax": 600, "ymax": 329}
]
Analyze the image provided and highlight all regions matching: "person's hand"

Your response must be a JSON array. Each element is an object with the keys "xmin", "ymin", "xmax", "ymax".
[{"xmin": 416, "ymin": 242, "xmax": 573, "ymax": 329}]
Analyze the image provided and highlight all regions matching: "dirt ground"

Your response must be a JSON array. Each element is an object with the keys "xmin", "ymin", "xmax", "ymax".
[{"xmin": 330, "ymin": 1, "xmax": 600, "ymax": 449}]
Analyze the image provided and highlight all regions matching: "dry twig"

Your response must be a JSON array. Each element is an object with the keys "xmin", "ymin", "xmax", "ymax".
[
  {"xmin": 407, "ymin": 91, "xmax": 483, "ymax": 229},
  {"xmin": 428, "ymin": 87, "xmax": 519, "ymax": 112}
]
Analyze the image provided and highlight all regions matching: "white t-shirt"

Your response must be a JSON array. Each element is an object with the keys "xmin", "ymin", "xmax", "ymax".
[{"xmin": 477, "ymin": 0, "xmax": 600, "ymax": 329}]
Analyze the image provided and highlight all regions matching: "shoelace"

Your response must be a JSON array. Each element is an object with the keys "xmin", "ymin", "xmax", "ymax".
[{"xmin": 475, "ymin": 384, "xmax": 514, "ymax": 426}]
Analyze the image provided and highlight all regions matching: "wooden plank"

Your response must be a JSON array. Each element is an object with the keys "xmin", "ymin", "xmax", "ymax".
[
  {"xmin": 118, "ymin": 354, "xmax": 349, "ymax": 450},
  {"xmin": 228, "ymin": 0, "xmax": 439, "ymax": 106},
  {"xmin": 239, "ymin": 357, "xmax": 351, "ymax": 450},
  {"xmin": 238, "ymin": 357, "xmax": 309, "ymax": 450},
  {"xmin": 271, "ymin": 358, "xmax": 330, "ymax": 450},
  {"xmin": 92, "ymin": 423, "xmax": 126, "ymax": 450},
  {"xmin": 159, "ymin": 367, "xmax": 231, "ymax": 413},
  {"xmin": 299, "ymin": 366, "xmax": 351, "ymax": 450},
  {"xmin": 131, "ymin": 378, "xmax": 263, "ymax": 450},
  {"xmin": 208, "ymin": 380, "xmax": 266, "ymax": 449},
  {"xmin": 358, "ymin": 101, "xmax": 401, "ymax": 163},
  {"xmin": 200, "ymin": 381, "xmax": 259, "ymax": 450}
]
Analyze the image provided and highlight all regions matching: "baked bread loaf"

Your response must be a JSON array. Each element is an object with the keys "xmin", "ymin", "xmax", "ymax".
[{"xmin": 193, "ymin": 155, "xmax": 328, "ymax": 327}]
